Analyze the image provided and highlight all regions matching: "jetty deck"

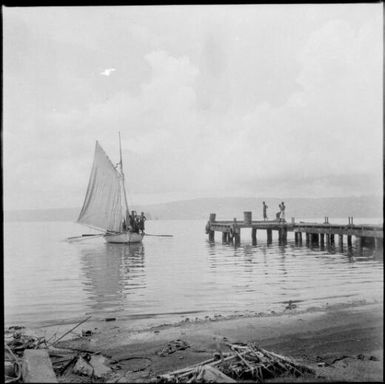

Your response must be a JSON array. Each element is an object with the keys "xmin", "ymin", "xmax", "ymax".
[{"xmin": 205, "ymin": 212, "xmax": 383, "ymax": 248}]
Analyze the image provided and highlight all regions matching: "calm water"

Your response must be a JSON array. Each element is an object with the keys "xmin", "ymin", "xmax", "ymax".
[{"xmin": 4, "ymin": 219, "xmax": 383, "ymax": 329}]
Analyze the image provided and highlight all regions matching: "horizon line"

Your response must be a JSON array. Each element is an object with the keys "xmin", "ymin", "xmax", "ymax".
[{"xmin": 4, "ymin": 194, "xmax": 383, "ymax": 212}]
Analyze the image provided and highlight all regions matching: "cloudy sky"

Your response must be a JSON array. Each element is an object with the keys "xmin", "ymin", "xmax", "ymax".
[{"xmin": 3, "ymin": 4, "xmax": 383, "ymax": 210}]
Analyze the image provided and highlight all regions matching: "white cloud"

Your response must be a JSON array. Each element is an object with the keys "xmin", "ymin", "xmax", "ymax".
[{"xmin": 3, "ymin": 5, "xmax": 383, "ymax": 209}]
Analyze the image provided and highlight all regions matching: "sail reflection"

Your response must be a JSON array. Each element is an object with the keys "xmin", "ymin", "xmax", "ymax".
[{"xmin": 80, "ymin": 243, "xmax": 145, "ymax": 318}]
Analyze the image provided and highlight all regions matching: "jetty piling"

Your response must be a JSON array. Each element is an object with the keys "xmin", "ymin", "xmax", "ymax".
[{"xmin": 206, "ymin": 213, "xmax": 383, "ymax": 250}]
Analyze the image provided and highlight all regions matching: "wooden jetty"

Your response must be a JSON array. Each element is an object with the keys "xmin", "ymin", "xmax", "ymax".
[{"xmin": 205, "ymin": 212, "xmax": 383, "ymax": 249}]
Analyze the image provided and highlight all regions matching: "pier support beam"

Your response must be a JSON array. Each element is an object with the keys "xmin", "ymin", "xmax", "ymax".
[
  {"xmin": 361, "ymin": 236, "xmax": 375, "ymax": 248},
  {"xmin": 320, "ymin": 233, "xmax": 325, "ymax": 247},
  {"xmin": 298, "ymin": 232, "xmax": 302, "ymax": 244},
  {"xmin": 294, "ymin": 232, "xmax": 299, "ymax": 244},
  {"xmin": 279, "ymin": 227, "xmax": 287, "ymax": 244},
  {"xmin": 209, "ymin": 231, "xmax": 215, "ymax": 241},
  {"xmin": 267, "ymin": 229, "xmax": 272, "ymax": 244},
  {"xmin": 347, "ymin": 235, "xmax": 352, "ymax": 247},
  {"xmin": 330, "ymin": 234, "xmax": 335, "ymax": 245},
  {"xmin": 305, "ymin": 233, "xmax": 310, "ymax": 246},
  {"xmin": 338, "ymin": 234, "xmax": 343, "ymax": 251},
  {"xmin": 234, "ymin": 232, "xmax": 241, "ymax": 246},
  {"xmin": 311, "ymin": 233, "xmax": 319, "ymax": 245},
  {"xmin": 251, "ymin": 228, "xmax": 257, "ymax": 245},
  {"xmin": 232, "ymin": 218, "xmax": 240, "ymax": 246},
  {"xmin": 222, "ymin": 232, "xmax": 227, "ymax": 243},
  {"xmin": 375, "ymin": 238, "xmax": 383, "ymax": 250}
]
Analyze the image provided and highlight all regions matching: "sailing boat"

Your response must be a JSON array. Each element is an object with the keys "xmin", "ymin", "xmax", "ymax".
[{"xmin": 77, "ymin": 134, "xmax": 144, "ymax": 244}]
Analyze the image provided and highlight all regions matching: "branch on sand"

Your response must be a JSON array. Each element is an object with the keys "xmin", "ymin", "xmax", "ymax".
[{"xmin": 154, "ymin": 342, "xmax": 315, "ymax": 383}]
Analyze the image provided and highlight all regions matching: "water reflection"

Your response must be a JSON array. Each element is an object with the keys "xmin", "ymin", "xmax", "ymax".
[{"xmin": 80, "ymin": 243, "xmax": 145, "ymax": 317}]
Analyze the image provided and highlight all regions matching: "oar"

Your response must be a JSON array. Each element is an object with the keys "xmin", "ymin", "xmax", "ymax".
[
  {"xmin": 144, "ymin": 233, "xmax": 174, "ymax": 237},
  {"xmin": 66, "ymin": 233, "xmax": 105, "ymax": 242}
]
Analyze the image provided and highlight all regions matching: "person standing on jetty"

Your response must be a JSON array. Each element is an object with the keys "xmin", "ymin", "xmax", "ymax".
[
  {"xmin": 263, "ymin": 201, "xmax": 268, "ymax": 220},
  {"xmin": 280, "ymin": 202, "xmax": 286, "ymax": 222}
]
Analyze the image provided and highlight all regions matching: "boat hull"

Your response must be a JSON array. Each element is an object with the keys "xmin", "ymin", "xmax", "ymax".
[{"xmin": 104, "ymin": 232, "xmax": 144, "ymax": 244}]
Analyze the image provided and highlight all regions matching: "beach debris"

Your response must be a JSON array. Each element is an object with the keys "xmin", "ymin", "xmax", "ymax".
[
  {"xmin": 155, "ymin": 342, "xmax": 315, "ymax": 382},
  {"xmin": 72, "ymin": 355, "xmax": 94, "ymax": 377},
  {"xmin": 5, "ymin": 344, "xmax": 22, "ymax": 384},
  {"xmin": 50, "ymin": 352, "xmax": 78, "ymax": 376},
  {"xmin": 89, "ymin": 354, "xmax": 111, "ymax": 378},
  {"xmin": 5, "ymin": 328, "xmax": 47, "ymax": 357},
  {"xmin": 158, "ymin": 339, "xmax": 190, "ymax": 356},
  {"xmin": 82, "ymin": 329, "xmax": 93, "ymax": 337},
  {"xmin": 284, "ymin": 300, "xmax": 298, "ymax": 310},
  {"xmin": 21, "ymin": 349, "xmax": 58, "ymax": 383},
  {"xmin": 105, "ymin": 317, "xmax": 116, "ymax": 322}
]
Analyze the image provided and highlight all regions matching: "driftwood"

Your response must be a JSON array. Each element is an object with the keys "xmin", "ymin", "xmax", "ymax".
[
  {"xmin": 50, "ymin": 316, "xmax": 92, "ymax": 346},
  {"xmin": 156, "ymin": 342, "xmax": 315, "ymax": 383},
  {"xmin": 4, "ymin": 344, "xmax": 22, "ymax": 383}
]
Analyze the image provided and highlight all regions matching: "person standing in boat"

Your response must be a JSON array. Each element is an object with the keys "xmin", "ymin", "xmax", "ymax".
[
  {"xmin": 122, "ymin": 218, "xmax": 127, "ymax": 231},
  {"xmin": 263, "ymin": 201, "xmax": 268, "ymax": 221},
  {"xmin": 138, "ymin": 212, "xmax": 147, "ymax": 234},
  {"xmin": 130, "ymin": 211, "xmax": 138, "ymax": 233}
]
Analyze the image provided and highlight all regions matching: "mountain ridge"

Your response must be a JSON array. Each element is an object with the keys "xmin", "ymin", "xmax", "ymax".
[{"xmin": 4, "ymin": 195, "xmax": 383, "ymax": 222}]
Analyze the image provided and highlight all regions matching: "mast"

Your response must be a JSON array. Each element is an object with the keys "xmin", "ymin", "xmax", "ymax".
[{"xmin": 119, "ymin": 132, "xmax": 130, "ymax": 219}]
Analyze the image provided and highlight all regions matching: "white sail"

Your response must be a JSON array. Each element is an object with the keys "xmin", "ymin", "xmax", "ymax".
[{"xmin": 77, "ymin": 141, "xmax": 124, "ymax": 232}]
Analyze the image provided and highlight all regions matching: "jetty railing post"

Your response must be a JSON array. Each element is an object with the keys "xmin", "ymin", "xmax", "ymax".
[
  {"xmin": 208, "ymin": 213, "xmax": 216, "ymax": 241},
  {"xmin": 244, "ymin": 211, "xmax": 252, "ymax": 225}
]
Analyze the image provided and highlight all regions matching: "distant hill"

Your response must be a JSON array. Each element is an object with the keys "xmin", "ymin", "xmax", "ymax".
[
  {"xmin": 140, "ymin": 196, "xmax": 383, "ymax": 220},
  {"xmin": 4, "ymin": 195, "xmax": 383, "ymax": 222}
]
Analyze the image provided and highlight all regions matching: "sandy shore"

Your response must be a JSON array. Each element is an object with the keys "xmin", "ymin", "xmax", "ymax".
[{"xmin": 35, "ymin": 301, "xmax": 383, "ymax": 382}]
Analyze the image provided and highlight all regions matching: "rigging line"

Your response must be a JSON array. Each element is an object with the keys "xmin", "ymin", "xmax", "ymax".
[{"xmin": 119, "ymin": 132, "xmax": 130, "ymax": 216}]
